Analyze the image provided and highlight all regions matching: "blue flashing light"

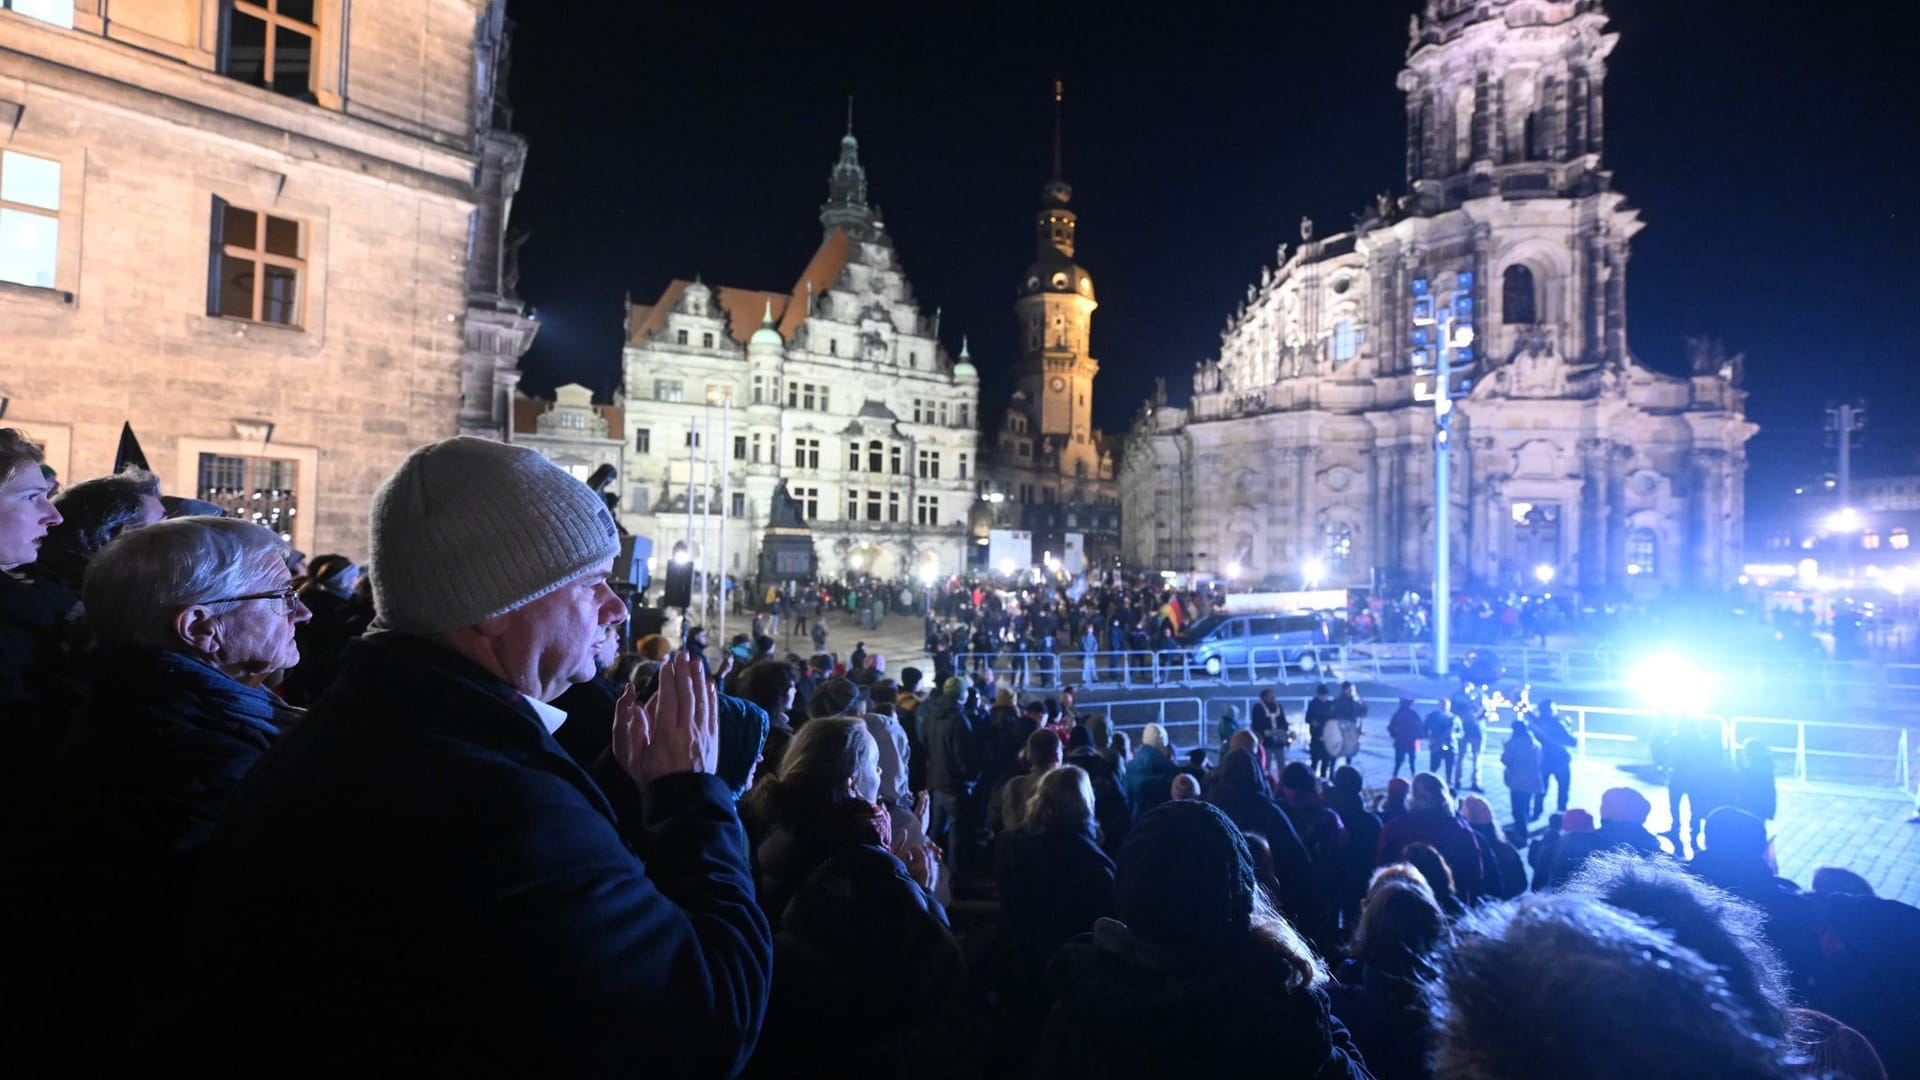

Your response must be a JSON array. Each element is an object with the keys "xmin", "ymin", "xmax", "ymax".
[
  {"xmin": 1411, "ymin": 278, "xmax": 1430, "ymax": 296},
  {"xmin": 1413, "ymin": 297, "xmax": 1433, "ymax": 321},
  {"xmin": 1454, "ymin": 296, "xmax": 1475, "ymax": 315},
  {"xmin": 1411, "ymin": 327, "xmax": 1431, "ymax": 347},
  {"xmin": 1458, "ymin": 271, "xmax": 1474, "ymax": 289},
  {"xmin": 1411, "ymin": 349, "xmax": 1431, "ymax": 369}
]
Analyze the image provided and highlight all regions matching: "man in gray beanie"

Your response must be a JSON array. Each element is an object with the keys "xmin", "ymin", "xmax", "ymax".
[{"xmin": 168, "ymin": 438, "xmax": 771, "ymax": 1075}]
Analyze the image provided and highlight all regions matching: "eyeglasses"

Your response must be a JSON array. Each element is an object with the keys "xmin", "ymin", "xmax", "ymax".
[{"xmin": 210, "ymin": 584, "xmax": 305, "ymax": 614}]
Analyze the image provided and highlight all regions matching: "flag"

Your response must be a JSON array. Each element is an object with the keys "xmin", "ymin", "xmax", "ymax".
[
  {"xmin": 114, "ymin": 422, "xmax": 149, "ymax": 473},
  {"xmin": 1160, "ymin": 599, "xmax": 1185, "ymax": 633}
]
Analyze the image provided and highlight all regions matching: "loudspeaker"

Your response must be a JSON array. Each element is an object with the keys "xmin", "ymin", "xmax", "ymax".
[{"xmin": 662, "ymin": 560, "xmax": 694, "ymax": 609}]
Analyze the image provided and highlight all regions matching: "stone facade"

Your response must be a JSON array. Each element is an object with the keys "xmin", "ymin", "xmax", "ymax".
[
  {"xmin": 1122, "ymin": 0, "xmax": 1755, "ymax": 594},
  {"xmin": 614, "ymin": 129, "xmax": 980, "ymax": 582},
  {"xmin": 511, "ymin": 383, "xmax": 622, "ymax": 484},
  {"xmin": 0, "ymin": 0, "xmax": 513, "ymax": 559},
  {"xmin": 979, "ymin": 87, "xmax": 1121, "ymax": 570}
]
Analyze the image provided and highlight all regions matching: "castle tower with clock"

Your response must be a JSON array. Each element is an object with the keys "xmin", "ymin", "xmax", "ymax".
[{"xmin": 979, "ymin": 83, "xmax": 1121, "ymax": 570}]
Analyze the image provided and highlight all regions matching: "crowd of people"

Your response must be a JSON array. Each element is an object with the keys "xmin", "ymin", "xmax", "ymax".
[{"xmin": 1, "ymin": 427, "xmax": 1914, "ymax": 1078}]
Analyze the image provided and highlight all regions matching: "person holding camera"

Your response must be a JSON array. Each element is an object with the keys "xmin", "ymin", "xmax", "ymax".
[{"xmin": 165, "ymin": 437, "xmax": 772, "ymax": 1076}]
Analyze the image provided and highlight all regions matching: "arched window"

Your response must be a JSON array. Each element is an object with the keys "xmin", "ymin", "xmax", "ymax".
[
  {"xmin": 1503, "ymin": 265, "xmax": 1537, "ymax": 325},
  {"xmin": 867, "ymin": 440, "xmax": 883, "ymax": 473},
  {"xmin": 1324, "ymin": 522, "xmax": 1354, "ymax": 575},
  {"xmin": 1627, "ymin": 528, "xmax": 1657, "ymax": 578}
]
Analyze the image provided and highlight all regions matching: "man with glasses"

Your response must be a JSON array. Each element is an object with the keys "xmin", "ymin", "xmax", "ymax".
[{"xmin": 169, "ymin": 437, "xmax": 771, "ymax": 1076}]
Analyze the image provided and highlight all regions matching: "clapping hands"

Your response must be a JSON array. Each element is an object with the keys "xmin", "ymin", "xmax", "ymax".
[{"xmin": 613, "ymin": 652, "xmax": 720, "ymax": 786}]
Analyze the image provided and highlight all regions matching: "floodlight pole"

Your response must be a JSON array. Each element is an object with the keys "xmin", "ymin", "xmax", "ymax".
[{"xmin": 1434, "ymin": 312, "xmax": 1453, "ymax": 682}]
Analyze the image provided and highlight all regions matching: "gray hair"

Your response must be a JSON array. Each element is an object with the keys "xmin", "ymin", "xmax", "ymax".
[{"xmin": 84, "ymin": 516, "xmax": 290, "ymax": 651}]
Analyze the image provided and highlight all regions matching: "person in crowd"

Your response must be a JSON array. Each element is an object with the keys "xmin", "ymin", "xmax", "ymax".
[
  {"xmin": 734, "ymin": 657, "xmax": 798, "ymax": 778},
  {"xmin": 1531, "ymin": 699, "xmax": 1578, "ymax": 819},
  {"xmin": 1307, "ymin": 683, "xmax": 1336, "ymax": 779},
  {"xmin": 1546, "ymin": 786, "xmax": 1665, "ymax": 887},
  {"xmin": 1330, "ymin": 681, "xmax": 1367, "ymax": 769},
  {"xmin": 1811, "ymin": 867, "xmax": 1875, "ymax": 898},
  {"xmin": 1326, "ymin": 765, "xmax": 1385, "ymax": 931},
  {"xmin": 12, "ymin": 516, "xmax": 308, "ymax": 1068},
  {"xmin": 1278, "ymin": 762, "xmax": 1349, "ymax": 944},
  {"xmin": 1382, "ymin": 775, "xmax": 1411, "ymax": 822},
  {"xmin": 1065, "ymin": 720, "xmax": 1132, "ymax": 853},
  {"xmin": 163, "ymin": 437, "xmax": 772, "ymax": 1075},
  {"xmin": 1038, "ymin": 800, "xmax": 1369, "ymax": 1079},
  {"xmin": 1170, "ymin": 772, "xmax": 1202, "ymax": 801},
  {"xmin": 1327, "ymin": 870, "xmax": 1450, "ymax": 1079},
  {"xmin": 1253, "ymin": 686, "xmax": 1290, "ymax": 774},
  {"xmin": 1377, "ymin": 773, "xmax": 1484, "ymax": 901},
  {"xmin": 1453, "ymin": 681, "xmax": 1487, "ymax": 792},
  {"xmin": 1203, "ymin": 747, "xmax": 1319, "ymax": 936},
  {"xmin": 1459, "ymin": 794, "xmax": 1527, "ymax": 899},
  {"xmin": 278, "ymin": 553, "xmax": 366, "ymax": 705},
  {"xmin": 31, "ymin": 466, "xmax": 164, "ymax": 600},
  {"xmin": 991, "ymin": 765, "xmax": 1116, "ymax": 1068},
  {"xmin": 1687, "ymin": 808, "xmax": 1822, "ymax": 985},
  {"xmin": 1427, "ymin": 894, "xmax": 1802, "ymax": 1079},
  {"xmin": 1527, "ymin": 812, "xmax": 1565, "ymax": 893},
  {"xmin": 1501, "ymin": 717, "xmax": 1544, "ymax": 838},
  {"xmin": 1402, "ymin": 842, "xmax": 1467, "ymax": 920},
  {"xmin": 549, "ymin": 623, "xmax": 624, "ymax": 767},
  {"xmin": 1793, "ymin": 1011, "xmax": 1888, "ymax": 1080},
  {"xmin": 0, "ymin": 429, "xmax": 68, "ymax": 728},
  {"xmin": 922, "ymin": 674, "xmax": 984, "ymax": 882},
  {"xmin": 1124, "ymin": 721, "xmax": 1179, "ymax": 818},
  {"xmin": 1389, "ymin": 695, "xmax": 1423, "ymax": 779},
  {"xmin": 1105, "ymin": 729, "xmax": 1132, "ymax": 772},
  {"xmin": 1217, "ymin": 704, "xmax": 1242, "ymax": 764},
  {"xmin": 740, "ymin": 716, "xmax": 958, "ymax": 1076},
  {"xmin": 1424, "ymin": 697, "xmax": 1461, "ymax": 788},
  {"xmin": 993, "ymin": 727, "xmax": 1061, "ymax": 833}
]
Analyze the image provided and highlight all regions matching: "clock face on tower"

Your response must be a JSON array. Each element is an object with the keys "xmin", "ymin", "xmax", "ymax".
[{"xmin": 1050, "ymin": 377, "xmax": 1066, "ymax": 392}]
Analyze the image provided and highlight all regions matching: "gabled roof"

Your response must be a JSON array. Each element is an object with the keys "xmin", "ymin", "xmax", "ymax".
[{"xmin": 625, "ymin": 228, "xmax": 857, "ymax": 348}]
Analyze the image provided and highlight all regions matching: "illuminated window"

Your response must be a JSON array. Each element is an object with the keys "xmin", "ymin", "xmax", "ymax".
[
  {"xmin": 1862, "ymin": 532, "xmax": 1881, "ymax": 551},
  {"xmin": 209, "ymin": 198, "xmax": 305, "ymax": 327},
  {"xmin": 0, "ymin": 150, "xmax": 61, "ymax": 289},
  {"xmin": 1893, "ymin": 528, "xmax": 1911, "ymax": 551},
  {"xmin": 1324, "ymin": 522, "xmax": 1354, "ymax": 574},
  {"xmin": 2, "ymin": 0, "xmax": 75, "ymax": 29},
  {"xmin": 1331, "ymin": 319, "xmax": 1359, "ymax": 362},
  {"xmin": 1628, "ymin": 528, "xmax": 1657, "ymax": 577},
  {"xmin": 223, "ymin": 0, "xmax": 319, "ymax": 101},
  {"xmin": 198, "ymin": 453, "xmax": 299, "ymax": 542}
]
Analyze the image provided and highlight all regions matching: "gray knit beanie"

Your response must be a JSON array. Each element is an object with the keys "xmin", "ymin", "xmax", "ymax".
[{"xmin": 369, "ymin": 437, "xmax": 620, "ymax": 634}]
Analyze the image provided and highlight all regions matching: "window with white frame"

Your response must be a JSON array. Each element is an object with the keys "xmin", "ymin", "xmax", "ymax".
[
  {"xmin": 654, "ymin": 379, "xmax": 683, "ymax": 402},
  {"xmin": 792, "ymin": 438, "xmax": 819, "ymax": 469},
  {"xmin": 917, "ymin": 449, "xmax": 940, "ymax": 480},
  {"xmin": 634, "ymin": 428, "xmax": 651, "ymax": 453},
  {"xmin": 790, "ymin": 485, "xmax": 818, "ymax": 519},
  {"xmin": 0, "ymin": 150, "xmax": 61, "ymax": 290},
  {"xmin": 915, "ymin": 494, "xmax": 939, "ymax": 526}
]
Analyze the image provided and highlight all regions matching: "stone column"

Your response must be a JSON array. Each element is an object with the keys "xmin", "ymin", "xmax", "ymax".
[{"xmin": 1578, "ymin": 439, "xmax": 1610, "ymax": 590}]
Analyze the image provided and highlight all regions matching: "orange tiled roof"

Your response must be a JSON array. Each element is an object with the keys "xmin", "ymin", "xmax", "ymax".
[{"xmin": 624, "ymin": 228, "xmax": 856, "ymax": 348}]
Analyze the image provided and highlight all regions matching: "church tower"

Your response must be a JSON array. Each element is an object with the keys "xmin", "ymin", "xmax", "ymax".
[
  {"xmin": 819, "ymin": 100, "xmax": 877, "ymax": 239},
  {"xmin": 1013, "ymin": 81, "xmax": 1099, "ymax": 479}
]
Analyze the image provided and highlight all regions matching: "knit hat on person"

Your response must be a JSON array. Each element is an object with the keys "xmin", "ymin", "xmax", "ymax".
[
  {"xmin": 1562, "ymin": 808, "xmax": 1597, "ymax": 833},
  {"xmin": 808, "ymin": 676, "xmax": 858, "ymax": 720},
  {"xmin": 1460, "ymin": 794, "xmax": 1496, "ymax": 826},
  {"xmin": 869, "ymin": 680, "xmax": 897, "ymax": 707},
  {"xmin": 1115, "ymin": 800, "xmax": 1256, "ymax": 954},
  {"xmin": 942, "ymin": 676, "xmax": 965, "ymax": 698},
  {"xmin": 1599, "ymin": 787, "xmax": 1653, "ymax": 825},
  {"xmin": 715, "ymin": 693, "xmax": 769, "ymax": 802},
  {"xmin": 369, "ymin": 437, "xmax": 620, "ymax": 635}
]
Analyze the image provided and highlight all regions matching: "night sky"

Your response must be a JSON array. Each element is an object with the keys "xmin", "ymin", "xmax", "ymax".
[{"xmin": 505, "ymin": 0, "xmax": 1920, "ymax": 528}]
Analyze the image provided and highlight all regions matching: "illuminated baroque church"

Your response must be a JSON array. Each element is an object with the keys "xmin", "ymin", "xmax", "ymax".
[{"xmin": 1120, "ymin": 0, "xmax": 1754, "ymax": 594}]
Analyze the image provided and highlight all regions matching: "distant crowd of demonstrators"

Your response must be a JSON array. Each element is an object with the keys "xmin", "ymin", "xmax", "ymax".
[{"xmin": 2, "ymin": 425, "xmax": 1915, "ymax": 1078}]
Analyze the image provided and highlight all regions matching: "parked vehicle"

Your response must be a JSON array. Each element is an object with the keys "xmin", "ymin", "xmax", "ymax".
[{"xmin": 1183, "ymin": 612, "xmax": 1332, "ymax": 677}]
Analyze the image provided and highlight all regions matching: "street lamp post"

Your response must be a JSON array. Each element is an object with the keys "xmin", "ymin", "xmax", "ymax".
[{"xmin": 1412, "ymin": 273, "xmax": 1476, "ymax": 679}]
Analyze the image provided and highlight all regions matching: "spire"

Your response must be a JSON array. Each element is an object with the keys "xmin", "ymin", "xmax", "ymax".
[
  {"xmin": 1051, "ymin": 78, "xmax": 1064, "ymax": 182},
  {"xmin": 960, "ymin": 334, "xmax": 971, "ymax": 359},
  {"xmin": 761, "ymin": 299, "xmax": 774, "ymax": 327},
  {"xmin": 820, "ymin": 104, "xmax": 874, "ymax": 234},
  {"xmin": 846, "ymin": 94, "xmax": 854, "ymax": 136}
]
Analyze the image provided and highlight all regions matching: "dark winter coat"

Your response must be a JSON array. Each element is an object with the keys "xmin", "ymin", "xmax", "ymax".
[
  {"xmin": 921, "ymin": 689, "xmax": 980, "ymax": 796},
  {"xmin": 1203, "ymin": 749, "xmax": 1319, "ymax": 933},
  {"xmin": 1545, "ymin": 820, "xmax": 1666, "ymax": 888},
  {"xmin": 160, "ymin": 633, "xmax": 772, "ymax": 1077},
  {"xmin": 9, "ymin": 648, "xmax": 291, "ymax": 1069},
  {"xmin": 1122, "ymin": 742, "xmax": 1179, "ymax": 818},
  {"xmin": 1326, "ymin": 959, "xmax": 1436, "ymax": 1080},
  {"xmin": 744, "ymin": 809, "xmax": 963, "ymax": 1078},
  {"xmin": 1039, "ymin": 918, "xmax": 1370, "ymax": 1080},
  {"xmin": 1326, "ymin": 788, "xmax": 1384, "ymax": 917},
  {"xmin": 992, "ymin": 822, "xmax": 1116, "ymax": 1062},
  {"xmin": 1377, "ymin": 806, "xmax": 1485, "ymax": 900},
  {"xmin": 1066, "ymin": 746, "xmax": 1134, "ymax": 852},
  {"xmin": 1388, "ymin": 705, "xmax": 1422, "ymax": 750},
  {"xmin": 1469, "ymin": 822, "xmax": 1531, "ymax": 899}
]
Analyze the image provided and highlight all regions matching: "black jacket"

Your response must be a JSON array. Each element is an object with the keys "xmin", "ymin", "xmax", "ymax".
[
  {"xmin": 9, "ymin": 648, "xmax": 290, "ymax": 1068},
  {"xmin": 162, "ymin": 633, "xmax": 772, "ymax": 1077},
  {"xmin": 1039, "ymin": 918, "xmax": 1370, "ymax": 1080},
  {"xmin": 1203, "ymin": 749, "xmax": 1319, "ymax": 933},
  {"xmin": 921, "ymin": 689, "xmax": 980, "ymax": 796},
  {"xmin": 745, "ymin": 811, "xmax": 962, "ymax": 1077},
  {"xmin": 1065, "ymin": 745, "xmax": 1133, "ymax": 852}
]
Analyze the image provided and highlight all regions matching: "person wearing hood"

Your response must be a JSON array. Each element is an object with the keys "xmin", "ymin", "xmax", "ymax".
[
  {"xmin": 1325, "ymin": 766, "xmax": 1384, "ymax": 933},
  {"xmin": 1501, "ymin": 717, "xmax": 1545, "ymax": 839},
  {"xmin": 1376, "ymin": 773, "xmax": 1484, "ymax": 901},
  {"xmin": 1387, "ymin": 696, "xmax": 1422, "ymax": 779},
  {"xmin": 1203, "ymin": 747, "xmax": 1319, "ymax": 936},
  {"xmin": 1038, "ymin": 800, "xmax": 1369, "ymax": 1079}
]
